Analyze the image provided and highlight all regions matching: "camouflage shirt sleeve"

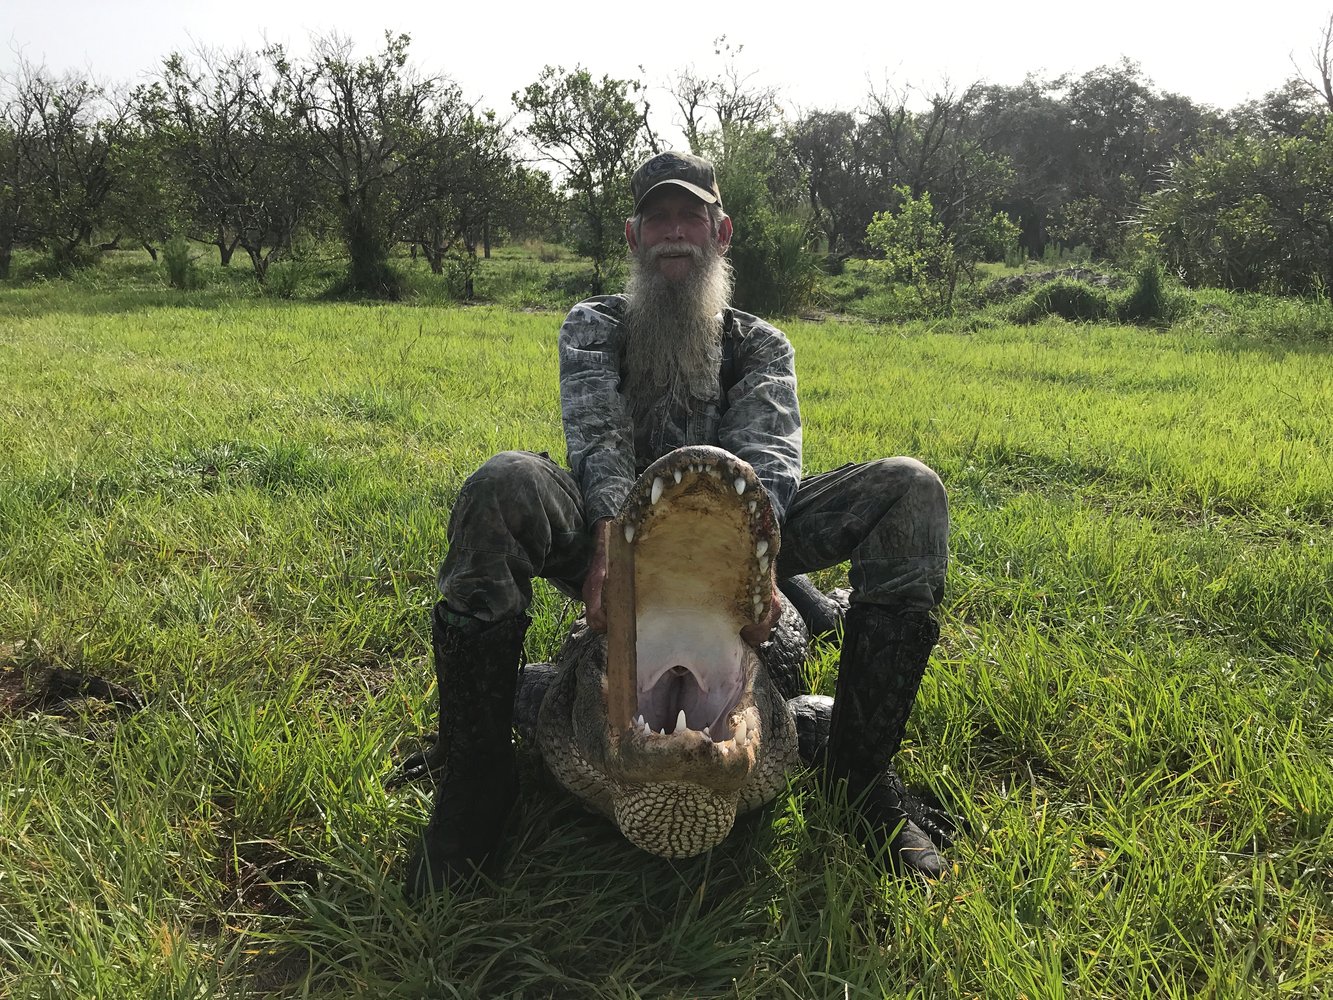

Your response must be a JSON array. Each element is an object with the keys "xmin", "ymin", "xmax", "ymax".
[
  {"xmin": 719, "ymin": 312, "xmax": 803, "ymax": 523},
  {"xmin": 558, "ymin": 297, "xmax": 635, "ymax": 524}
]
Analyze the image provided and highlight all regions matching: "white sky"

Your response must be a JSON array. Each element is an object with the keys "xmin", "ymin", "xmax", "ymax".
[{"xmin": 4, "ymin": 0, "xmax": 1330, "ymax": 144}]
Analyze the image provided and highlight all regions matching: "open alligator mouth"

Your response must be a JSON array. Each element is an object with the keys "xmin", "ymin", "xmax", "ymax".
[
  {"xmin": 534, "ymin": 445, "xmax": 796, "ymax": 858},
  {"xmin": 609, "ymin": 446, "xmax": 778, "ymax": 764}
]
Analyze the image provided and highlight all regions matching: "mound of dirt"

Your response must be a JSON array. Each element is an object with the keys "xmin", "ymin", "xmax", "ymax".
[{"xmin": 0, "ymin": 643, "xmax": 144, "ymax": 716}]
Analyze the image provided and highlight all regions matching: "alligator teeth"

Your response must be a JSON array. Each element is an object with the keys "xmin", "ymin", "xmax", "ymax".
[
  {"xmin": 674, "ymin": 709, "xmax": 687, "ymax": 734},
  {"xmin": 734, "ymin": 717, "xmax": 748, "ymax": 744},
  {"xmin": 755, "ymin": 539, "xmax": 769, "ymax": 558},
  {"xmin": 708, "ymin": 467, "xmax": 722, "ymax": 479},
  {"xmin": 673, "ymin": 468, "xmax": 682, "ymax": 484},
  {"xmin": 624, "ymin": 523, "xmax": 635, "ymax": 543},
  {"xmin": 748, "ymin": 500, "xmax": 757, "ymax": 514},
  {"xmin": 703, "ymin": 726, "xmax": 711, "ymax": 737},
  {"xmin": 734, "ymin": 477, "xmax": 746, "ymax": 495},
  {"xmin": 758, "ymin": 554, "xmax": 769, "ymax": 574},
  {"xmin": 752, "ymin": 594, "xmax": 763, "ymax": 616},
  {"xmin": 651, "ymin": 477, "xmax": 664, "ymax": 505}
]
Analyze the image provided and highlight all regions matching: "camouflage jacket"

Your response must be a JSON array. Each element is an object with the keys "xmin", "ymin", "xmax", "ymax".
[{"xmin": 558, "ymin": 294, "xmax": 802, "ymax": 525}]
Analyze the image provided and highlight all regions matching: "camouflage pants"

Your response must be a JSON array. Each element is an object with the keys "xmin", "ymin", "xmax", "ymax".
[{"xmin": 437, "ymin": 450, "xmax": 949, "ymax": 622}]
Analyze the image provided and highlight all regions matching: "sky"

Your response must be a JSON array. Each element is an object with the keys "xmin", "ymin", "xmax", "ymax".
[{"xmin": 4, "ymin": 0, "xmax": 1330, "ymax": 144}]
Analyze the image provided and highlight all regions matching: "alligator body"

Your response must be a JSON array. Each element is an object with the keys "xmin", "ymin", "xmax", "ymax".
[
  {"xmin": 522, "ymin": 445, "xmax": 842, "ymax": 858},
  {"xmin": 394, "ymin": 446, "xmax": 948, "ymax": 861}
]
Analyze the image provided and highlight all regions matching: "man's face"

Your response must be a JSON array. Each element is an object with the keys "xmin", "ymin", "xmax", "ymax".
[{"xmin": 626, "ymin": 188, "xmax": 732, "ymax": 282}]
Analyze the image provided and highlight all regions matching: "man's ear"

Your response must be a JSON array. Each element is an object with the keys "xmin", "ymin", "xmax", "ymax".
[
  {"xmin": 625, "ymin": 218, "xmax": 638, "ymax": 252},
  {"xmin": 716, "ymin": 214, "xmax": 733, "ymax": 251}
]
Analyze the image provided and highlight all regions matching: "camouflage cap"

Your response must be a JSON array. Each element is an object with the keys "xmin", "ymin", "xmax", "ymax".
[{"xmin": 630, "ymin": 151, "xmax": 722, "ymax": 213}]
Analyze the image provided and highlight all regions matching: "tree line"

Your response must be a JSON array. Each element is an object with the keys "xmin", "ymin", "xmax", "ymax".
[{"xmin": 2, "ymin": 23, "xmax": 1331, "ymax": 306}]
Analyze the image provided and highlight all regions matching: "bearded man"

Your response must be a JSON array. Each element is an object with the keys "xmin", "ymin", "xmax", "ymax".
[{"xmin": 407, "ymin": 152, "xmax": 950, "ymax": 896}]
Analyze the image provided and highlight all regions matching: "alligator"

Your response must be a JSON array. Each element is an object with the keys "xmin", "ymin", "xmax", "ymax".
[{"xmin": 394, "ymin": 445, "xmax": 953, "ymax": 862}]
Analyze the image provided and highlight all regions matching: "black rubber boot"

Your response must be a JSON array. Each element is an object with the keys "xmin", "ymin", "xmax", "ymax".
[
  {"xmin": 826, "ymin": 604, "xmax": 945, "ymax": 878},
  {"xmin": 405, "ymin": 603, "xmax": 527, "ymax": 897}
]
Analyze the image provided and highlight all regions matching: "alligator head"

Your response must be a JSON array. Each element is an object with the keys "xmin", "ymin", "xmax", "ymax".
[{"xmin": 536, "ymin": 445, "xmax": 801, "ymax": 858}]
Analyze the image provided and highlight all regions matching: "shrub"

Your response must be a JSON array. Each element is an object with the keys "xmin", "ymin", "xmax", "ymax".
[
  {"xmin": 1116, "ymin": 260, "xmax": 1166, "ymax": 323},
  {"xmin": 47, "ymin": 242, "xmax": 101, "ymax": 275},
  {"xmin": 162, "ymin": 236, "xmax": 201, "ymax": 290},
  {"xmin": 1012, "ymin": 279, "xmax": 1109, "ymax": 323},
  {"xmin": 1110, "ymin": 260, "xmax": 1194, "ymax": 325},
  {"xmin": 442, "ymin": 253, "xmax": 481, "ymax": 301},
  {"xmin": 266, "ymin": 258, "xmax": 304, "ymax": 299}
]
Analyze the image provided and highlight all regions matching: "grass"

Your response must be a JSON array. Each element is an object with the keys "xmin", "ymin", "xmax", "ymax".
[{"xmin": 1, "ymin": 260, "xmax": 1332, "ymax": 997}]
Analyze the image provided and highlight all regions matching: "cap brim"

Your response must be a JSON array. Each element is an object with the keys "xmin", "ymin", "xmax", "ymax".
[{"xmin": 634, "ymin": 178, "xmax": 720, "ymax": 212}]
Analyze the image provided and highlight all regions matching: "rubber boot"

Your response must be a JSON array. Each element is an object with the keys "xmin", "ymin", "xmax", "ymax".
[
  {"xmin": 826, "ymin": 604, "xmax": 945, "ymax": 878},
  {"xmin": 405, "ymin": 602, "xmax": 527, "ymax": 897}
]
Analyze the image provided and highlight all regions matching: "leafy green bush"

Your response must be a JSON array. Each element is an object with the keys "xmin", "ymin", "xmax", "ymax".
[
  {"xmin": 1139, "ymin": 121, "xmax": 1333, "ymax": 295},
  {"xmin": 820, "ymin": 252, "xmax": 847, "ymax": 276},
  {"xmin": 265, "ymin": 258, "xmax": 304, "ymax": 299},
  {"xmin": 46, "ymin": 242, "xmax": 101, "ymax": 276},
  {"xmin": 442, "ymin": 253, "xmax": 481, "ymax": 301},
  {"xmin": 162, "ymin": 236, "xmax": 201, "ymax": 291},
  {"xmin": 710, "ymin": 126, "xmax": 821, "ymax": 316},
  {"xmin": 1011, "ymin": 279, "xmax": 1109, "ymax": 322},
  {"xmin": 866, "ymin": 186, "xmax": 1019, "ymax": 315}
]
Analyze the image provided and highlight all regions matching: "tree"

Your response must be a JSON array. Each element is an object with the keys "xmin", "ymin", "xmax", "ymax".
[
  {"xmin": 401, "ymin": 106, "xmax": 517, "ymax": 283},
  {"xmin": 272, "ymin": 32, "xmax": 449, "ymax": 297},
  {"xmin": 0, "ymin": 75, "xmax": 41, "ymax": 277},
  {"xmin": 974, "ymin": 76, "xmax": 1078, "ymax": 255},
  {"xmin": 0, "ymin": 62, "xmax": 125, "ymax": 273},
  {"xmin": 138, "ymin": 47, "xmax": 316, "ymax": 281},
  {"xmin": 1293, "ymin": 12, "xmax": 1333, "ymax": 115},
  {"xmin": 670, "ymin": 36, "xmax": 780, "ymax": 158},
  {"xmin": 866, "ymin": 186, "xmax": 1018, "ymax": 314},
  {"xmin": 1047, "ymin": 60, "xmax": 1221, "ymax": 258},
  {"xmin": 707, "ymin": 124, "xmax": 818, "ymax": 315},
  {"xmin": 1140, "ymin": 122, "xmax": 1333, "ymax": 294},
  {"xmin": 514, "ymin": 65, "xmax": 652, "ymax": 294},
  {"xmin": 785, "ymin": 109, "xmax": 870, "ymax": 254}
]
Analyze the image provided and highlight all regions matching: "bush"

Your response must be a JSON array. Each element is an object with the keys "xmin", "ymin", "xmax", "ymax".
[
  {"xmin": 709, "ymin": 126, "xmax": 821, "ymax": 316},
  {"xmin": 265, "ymin": 257, "xmax": 304, "ymax": 299},
  {"xmin": 442, "ymin": 253, "xmax": 481, "ymax": 301},
  {"xmin": 47, "ymin": 242, "xmax": 101, "ymax": 276},
  {"xmin": 1012, "ymin": 279, "xmax": 1110, "ymax": 323},
  {"xmin": 162, "ymin": 236, "xmax": 201, "ymax": 290},
  {"xmin": 1109, "ymin": 260, "xmax": 1193, "ymax": 325},
  {"xmin": 1116, "ymin": 261, "xmax": 1164, "ymax": 323}
]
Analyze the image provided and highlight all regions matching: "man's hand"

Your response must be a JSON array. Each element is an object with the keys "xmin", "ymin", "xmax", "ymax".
[
  {"xmin": 582, "ymin": 517, "xmax": 612, "ymax": 632},
  {"xmin": 740, "ymin": 574, "xmax": 783, "ymax": 646}
]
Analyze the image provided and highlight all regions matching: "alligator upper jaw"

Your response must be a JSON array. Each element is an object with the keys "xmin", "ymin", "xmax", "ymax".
[{"xmin": 607, "ymin": 445, "xmax": 778, "ymax": 768}]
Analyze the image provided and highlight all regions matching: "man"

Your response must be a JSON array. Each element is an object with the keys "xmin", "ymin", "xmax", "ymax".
[{"xmin": 407, "ymin": 151, "xmax": 950, "ymax": 895}]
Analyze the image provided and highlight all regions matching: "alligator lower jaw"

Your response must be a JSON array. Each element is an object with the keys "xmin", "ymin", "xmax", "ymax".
[
  {"xmin": 609, "ymin": 699, "xmax": 762, "ymax": 792},
  {"xmin": 612, "ymin": 783, "xmax": 738, "ymax": 858}
]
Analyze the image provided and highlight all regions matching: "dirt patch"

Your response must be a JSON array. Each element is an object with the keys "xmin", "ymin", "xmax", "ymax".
[{"xmin": 0, "ymin": 642, "xmax": 145, "ymax": 716}]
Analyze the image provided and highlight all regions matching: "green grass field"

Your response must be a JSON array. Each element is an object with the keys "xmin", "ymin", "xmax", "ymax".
[{"xmin": 2, "ymin": 258, "xmax": 1332, "ymax": 998}]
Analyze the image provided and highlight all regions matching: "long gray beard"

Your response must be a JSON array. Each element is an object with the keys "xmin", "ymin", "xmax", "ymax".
[{"xmin": 622, "ymin": 242, "xmax": 734, "ymax": 430}]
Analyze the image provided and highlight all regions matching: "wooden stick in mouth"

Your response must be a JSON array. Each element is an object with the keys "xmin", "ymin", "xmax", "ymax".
[{"xmin": 604, "ymin": 518, "xmax": 638, "ymax": 736}]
